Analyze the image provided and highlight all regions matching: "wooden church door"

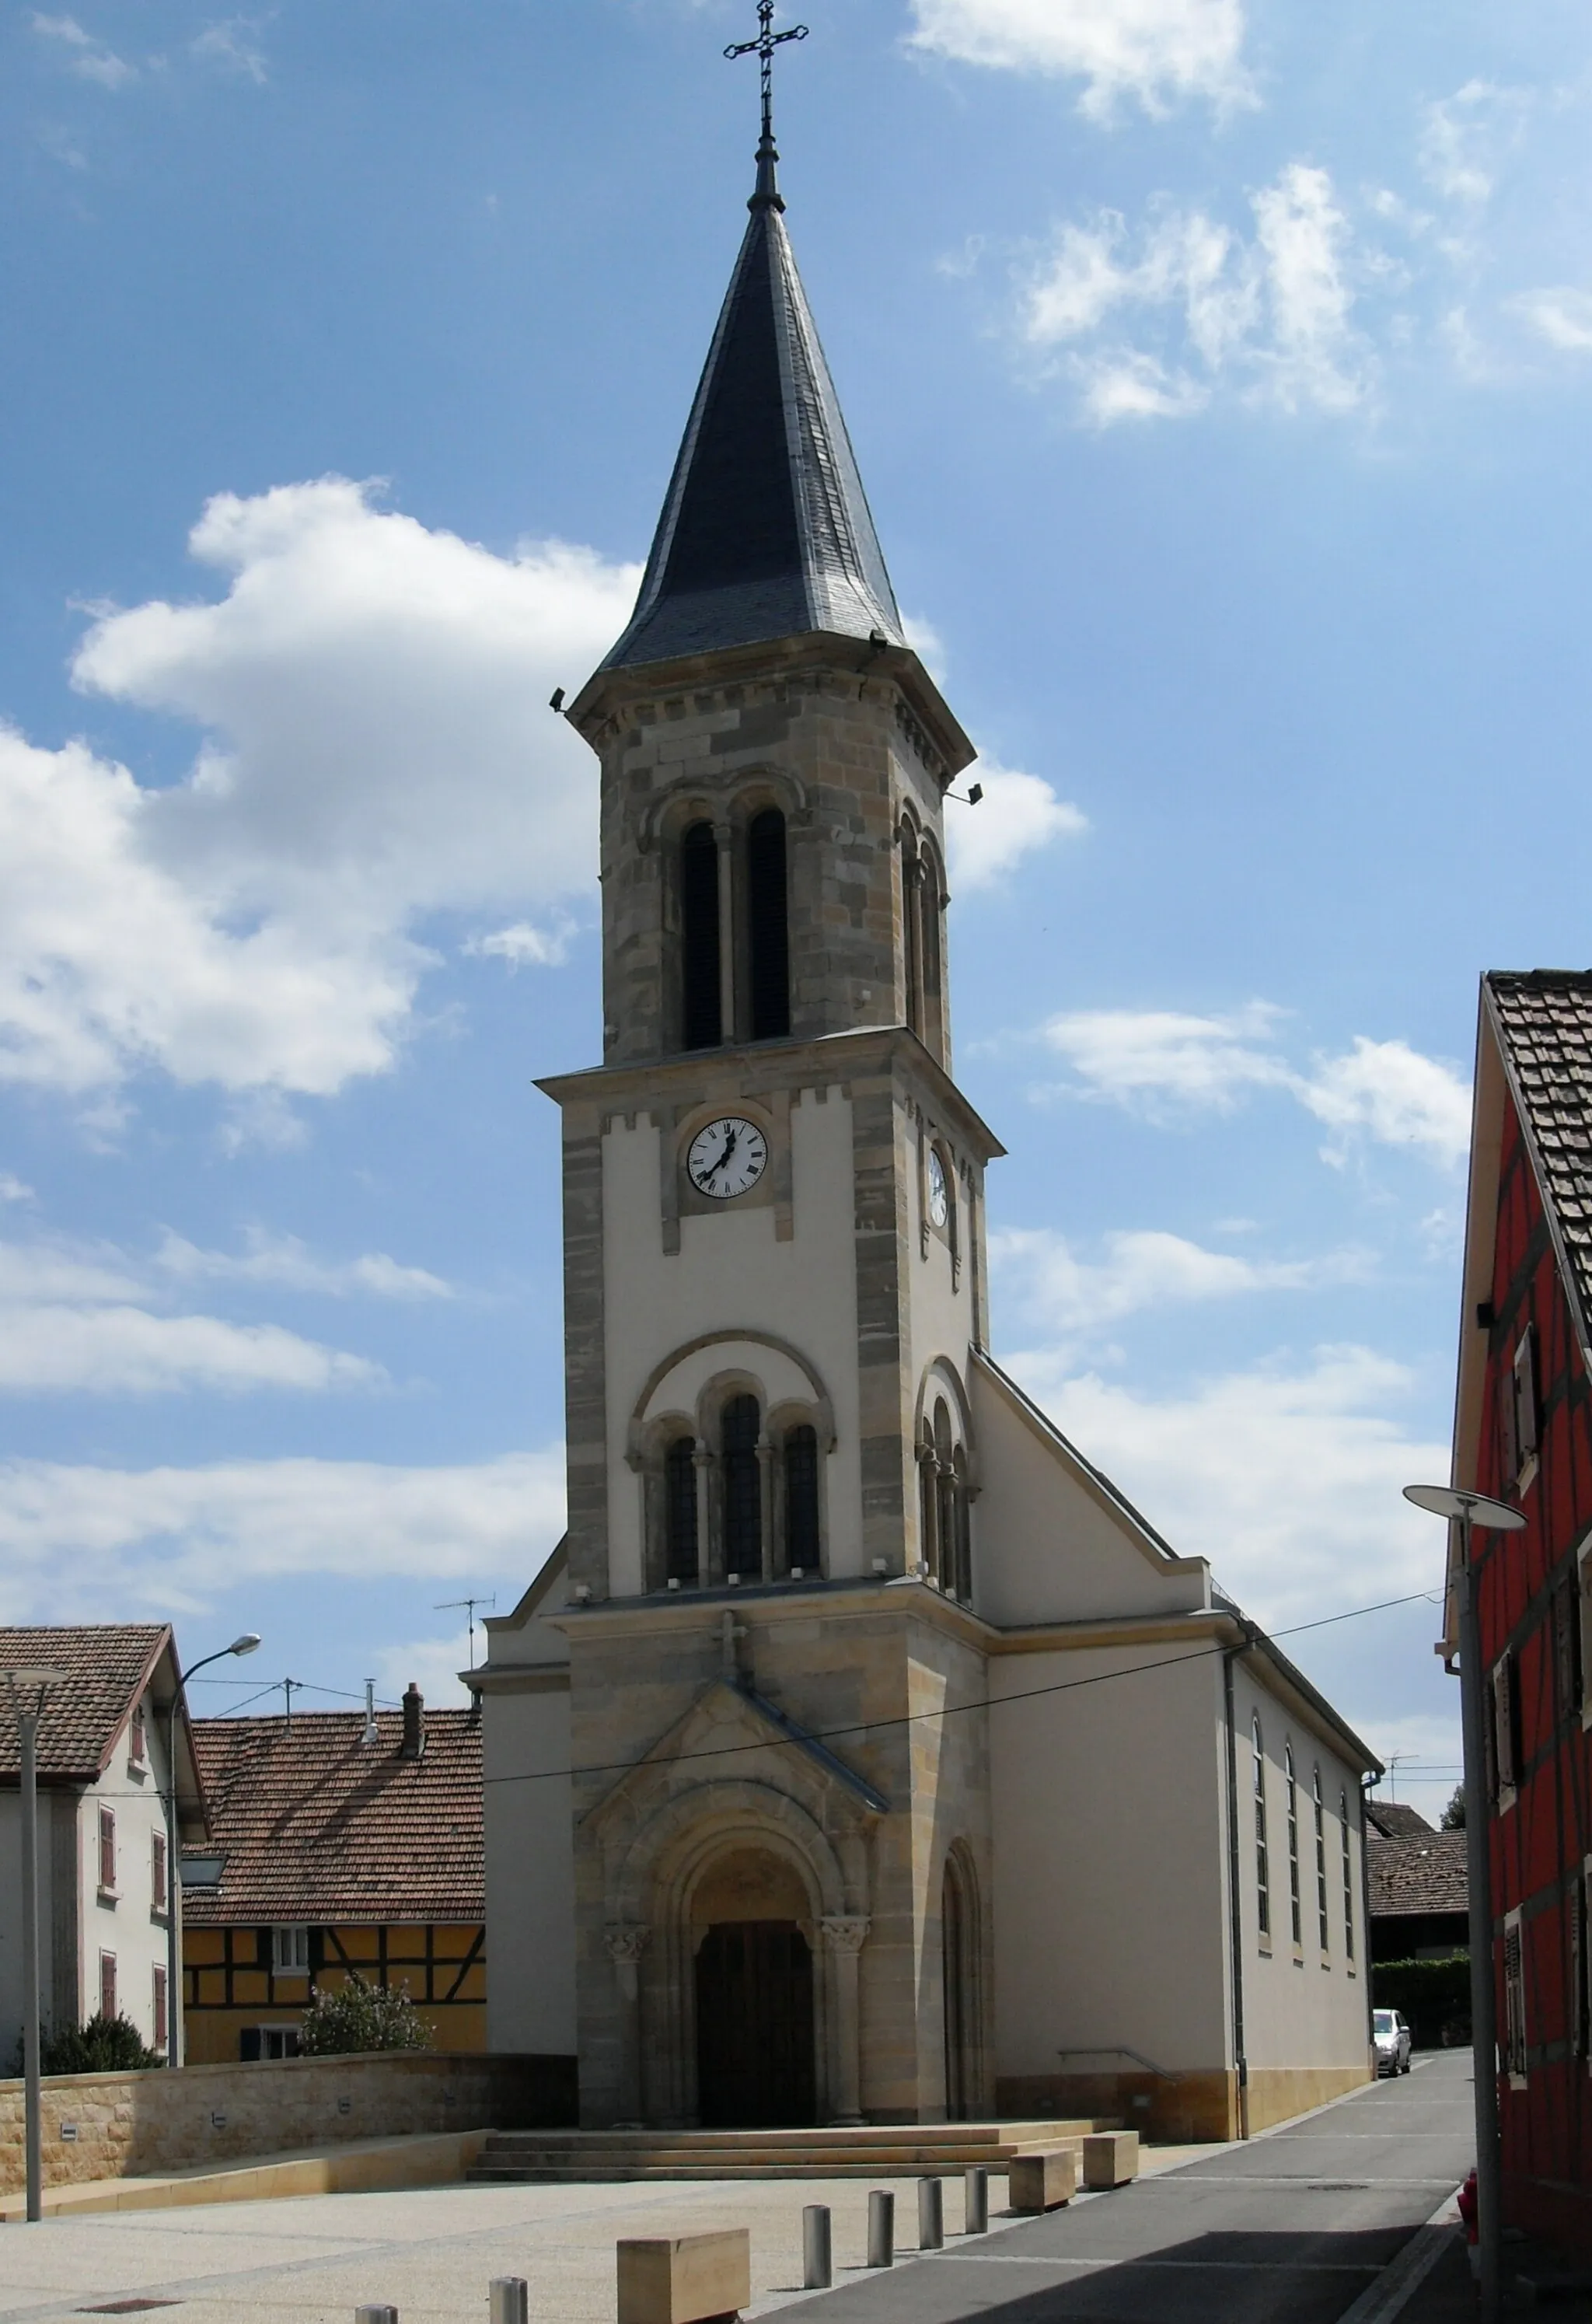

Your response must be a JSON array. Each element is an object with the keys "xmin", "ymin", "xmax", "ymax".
[{"xmin": 695, "ymin": 1920, "xmax": 816, "ymax": 2127}]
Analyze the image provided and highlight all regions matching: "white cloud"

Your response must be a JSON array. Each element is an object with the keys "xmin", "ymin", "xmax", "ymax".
[
  {"xmin": 0, "ymin": 1223, "xmax": 428, "ymax": 1394},
  {"xmin": 31, "ymin": 12, "xmax": 137, "ymax": 87},
  {"xmin": 190, "ymin": 17, "xmax": 267, "ymax": 82},
  {"xmin": 1010, "ymin": 1344, "xmax": 1448, "ymax": 1629},
  {"xmin": 0, "ymin": 481, "xmax": 636, "ymax": 1110},
  {"xmin": 152, "ymin": 1227, "xmax": 453, "ymax": 1301},
  {"xmin": 372, "ymin": 1627, "xmax": 478, "ymax": 1711},
  {"xmin": 0, "ymin": 1305, "xmax": 379, "ymax": 1396},
  {"xmin": 907, "ymin": 0, "xmax": 1252, "ymax": 123},
  {"xmin": 0, "ymin": 1176, "xmax": 35, "ymax": 1204},
  {"xmin": 1040, "ymin": 1001, "xmax": 1290, "ymax": 1112},
  {"xmin": 466, "ymin": 919, "xmax": 578, "ymax": 970},
  {"xmin": 1513, "ymin": 288, "xmax": 1592, "ymax": 352},
  {"xmin": 0, "ymin": 1449, "xmax": 565, "ymax": 1621},
  {"xmin": 1297, "ymin": 1037, "xmax": 1473, "ymax": 1167},
  {"xmin": 948, "ymin": 760, "xmax": 1087, "ymax": 891},
  {"xmin": 1021, "ymin": 165, "xmax": 1371, "ymax": 425},
  {"xmin": 1418, "ymin": 82, "xmax": 1528, "ymax": 209},
  {"xmin": 1037, "ymin": 1003, "xmax": 1471, "ymax": 1164},
  {"xmin": 991, "ymin": 1225, "xmax": 1365, "ymax": 1339}
]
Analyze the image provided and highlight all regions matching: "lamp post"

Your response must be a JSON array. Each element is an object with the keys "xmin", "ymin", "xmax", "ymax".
[
  {"xmin": 2, "ymin": 1665, "xmax": 65, "ymax": 2224},
  {"xmin": 165, "ymin": 1635, "xmax": 260, "ymax": 2069},
  {"xmin": 1405, "ymin": 1483, "xmax": 1526, "ymax": 2324}
]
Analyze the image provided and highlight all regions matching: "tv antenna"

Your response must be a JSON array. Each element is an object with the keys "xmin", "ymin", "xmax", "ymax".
[{"xmin": 436, "ymin": 1595, "xmax": 497, "ymax": 1671}]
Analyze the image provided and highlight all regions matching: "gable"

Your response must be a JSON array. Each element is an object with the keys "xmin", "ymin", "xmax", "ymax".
[{"xmin": 969, "ymin": 1353, "xmax": 1210, "ymax": 1628}]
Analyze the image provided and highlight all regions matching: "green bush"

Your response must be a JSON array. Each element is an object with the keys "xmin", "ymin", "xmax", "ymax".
[
  {"xmin": 1372, "ymin": 1955, "xmax": 1471, "ymax": 2049},
  {"xmin": 297, "ymin": 1976, "xmax": 431, "ymax": 2056},
  {"xmin": 7, "ymin": 2011, "xmax": 163, "ymax": 2076}
]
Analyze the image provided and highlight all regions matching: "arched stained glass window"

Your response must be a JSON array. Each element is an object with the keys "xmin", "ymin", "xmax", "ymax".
[
  {"xmin": 721, "ymin": 1394, "xmax": 763, "ymax": 1579},
  {"xmin": 784, "ymin": 1423, "xmax": 819, "ymax": 1571},
  {"xmin": 665, "ymin": 1437, "xmax": 699, "ymax": 1585},
  {"xmin": 747, "ymin": 809, "xmax": 791, "ymax": 1040}
]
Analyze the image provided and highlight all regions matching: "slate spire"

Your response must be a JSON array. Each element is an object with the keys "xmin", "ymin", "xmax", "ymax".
[{"xmin": 600, "ymin": 145, "xmax": 906, "ymax": 674}]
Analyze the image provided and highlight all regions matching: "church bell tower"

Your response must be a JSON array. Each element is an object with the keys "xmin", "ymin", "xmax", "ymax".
[{"xmin": 540, "ymin": 40, "xmax": 1004, "ymax": 2128}]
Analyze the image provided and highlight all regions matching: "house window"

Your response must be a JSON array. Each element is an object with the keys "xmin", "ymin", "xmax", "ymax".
[
  {"xmin": 1513, "ymin": 1326, "xmax": 1540, "ymax": 1479},
  {"xmin": 919, "ymin": 1396, "xmax": 973, "ymax": 1602},
  {"xmin": 100, "ymin": 1952, "xmax": 117, "ymax": 2020},
  {"xmin": 240, "ymin": 2025, "xmax": 302, "ymax": 2061},
  {"xmin": 1555, "ymin": 1571, "xmax": 1583, "ymax": 1724},
  {"xmin": 1504, "ymin": 1912, "xmax": 1527, "ymax": 2081},
  {"xmin": 679, "ymin": 820, "xmax": 722, "ymax": 1050},
  {"xmin": 271, "ymin": 1924, "xmax": 311, "ymax": 1976},
  {"xmin": 1285, "ymin": 1748, "xmax": 1302, "ymax": 1947},
  {"xmin": 152, "ymin": 1964, "xmax": 168, "ymax": 2053},
  {"xmin": 1492, "ymin": 1653, "xmax": 1520, "ymax": 1802},
  {"xmin": 746, "ymin": 809, "xmax": 791, "ymax": 1040},
  {"xmin": 665, "ymin": 1436, "xmax": 699, "ymax": 1584},
  {"xmin": 721, "ymin": 1394, "xmax": 763, "ymax": 1580},
  {"xmin": 1314, "ymin": 1767, "xmax": 1329, "ymax": 1954},
  {"xmin": 98, "ymin": 1806, "xmax": 117, "ymax": 1896},
  {"xmin": 1573, "ymin": 1870, "xmax": 1590, "ymax": 2064},
  {"xmin": 152, "ymin": 1829, "xmax": 168, "ymax": 1918},
  {"xmin": 1340, "ymin": 1792, "xmax": 1355, "ymax": 1963},
  {"xmin": 1252, "ymin": 1716, "xmax": 1270, "ymax": 1940},
  {"xmin": 128, "ymin": 1707, "xmax": 147, "ymax": 1767},
  {"xmin": 784, "ymin": 1423, "xmax": 820, "ymax": 1572}
]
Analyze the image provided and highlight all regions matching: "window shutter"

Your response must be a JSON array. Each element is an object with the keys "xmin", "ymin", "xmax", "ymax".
[
  {"xmin": 98, "ymin": 1807, "xmax": 116, "ymax": 1892},
  {"xmin": 1499, "ymin": 1362, "xmax": 1520, "ymax": 1487},
  {"xmin": 100, "ymin": 1952, "xmax": 117, "ymax": 2020},
  {"xmin": 1573, "ymin": 1877, "xmax": 1588, "ymax": 2061},
  {"xmin": 1515, "ymin": 1326, "xmax": 1541, "ymax": 1466},
  {"xmin": 1504, "ymin": 1919, "xmax": 1527, "ymax": 2078}
]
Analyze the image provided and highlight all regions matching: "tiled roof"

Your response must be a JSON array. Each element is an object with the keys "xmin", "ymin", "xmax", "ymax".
[
  {"xmin": 1365, "ymin": 1801, "xmax": 1433, "ymax": 1840},
  {"xmin": 0, "ymin": 1625, "xmax": 171, "ymax": 1781},
  {"xmin": 186, "ymin": 1707, "xmax": 483, "ymax": 1926},
  {"xmin": 1367, "ymin": 1832, "xmax": 1469, "ymax": 1919},
  {"xmin": 1487, "ymin": 973, "xmax": 1592, "ymax": 1352}
]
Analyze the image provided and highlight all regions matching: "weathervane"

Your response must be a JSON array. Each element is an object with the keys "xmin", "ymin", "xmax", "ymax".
[{"xmin": 724, "ymin": 2, "xmax": 808, "ymax": 162}]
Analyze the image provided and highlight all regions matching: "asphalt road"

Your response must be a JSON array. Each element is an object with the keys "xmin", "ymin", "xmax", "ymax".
[{"xmin": 776, "ymin": 2052, "xmax": 1476, "ymax": 2324}]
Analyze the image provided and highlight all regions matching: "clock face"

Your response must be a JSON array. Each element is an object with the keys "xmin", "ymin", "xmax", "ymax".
[
  {"xmin": 927, "ymin": 1148, "xmax": 949, "ymax": 1228},
  {"xmin": 686, "ymin": 1116, "xmax": 769, "ymax": 1200}
]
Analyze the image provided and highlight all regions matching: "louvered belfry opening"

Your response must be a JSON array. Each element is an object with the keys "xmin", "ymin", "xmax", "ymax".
[
  {"xmin": 665, "ymin": 1437, "xmax": 699, "ymax": 1585},
  {"xmin": 747, "ymin": 808, "xmax": 791, "ymax": 1040},
  {"xmin": 721, "ymin": 1393, "xmax": 763, "ymax": 1578},
  {"xmin": 680, "ymin": 821, "xmax": 721, "ymax": 1050}
]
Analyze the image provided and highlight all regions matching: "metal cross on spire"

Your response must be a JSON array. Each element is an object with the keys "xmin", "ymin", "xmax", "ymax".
[{"xmin": 724, "ymin": 2, "xmax": 808, "ymax": 203}]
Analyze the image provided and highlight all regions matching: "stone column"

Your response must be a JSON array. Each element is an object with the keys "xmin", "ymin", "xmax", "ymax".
[
  {"xmin": 695, "ymin": 1445, "xmax": 717, "ymax": 1585},
  {"xmin": 757, "ymin": 1435, "xmax": 775, "ymax": 1583},
  {"xmin": 821, "ymin": 1916, "xmax": 870, "ymax": 2126},
  {"xmin": 715, "ymin": 820, "xmax": 737, "ymax": 1043},
  {"xmin": 604, "ymin": 1924, "xmax": 651, "ymax": 2127}
]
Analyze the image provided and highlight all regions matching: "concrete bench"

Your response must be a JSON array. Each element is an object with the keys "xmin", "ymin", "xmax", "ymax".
[
  {"xmin": 1007, "ymin": 2147, "xmax": 1077, "ymax": 2213},
  {"xmin": 1081, "ymin": 2130, "xmax": 1138, "ymax": 2189},
  {"xmin": 616, "ymin": 2231, "xmax": 751, "ymax": 2324}
]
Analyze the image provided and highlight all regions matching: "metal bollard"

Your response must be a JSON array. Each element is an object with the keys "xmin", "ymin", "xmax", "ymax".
[
  {"xmin": 355, "ymin": 2309, "xmax": 398, "ymax": 2324},
  {"xmin": 489, "ymin": 2281, "xmax": 529, "ymax": 2324},
  {"xmin": 802, "ymin": 2204, "xmax": 833, "ymax": 2291},
  {"xmin": 917, "ymin": 2176, "xmax": 944, "ymax": 2251},
  {"xmin": 867, "ymin": 2188, "xmax": 895, "ymax": 2269},
  {"xmin": 965, "ymin": 2165, "xmax": 989, "ymax": 2236}
]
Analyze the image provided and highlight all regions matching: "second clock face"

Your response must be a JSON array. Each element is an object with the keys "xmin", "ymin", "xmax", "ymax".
[
  {"xmin": 686, "ymin": 1116, "xmax": 769, "ymax": 1200},
  {"xmin": 927, "ymin": 1148, "xmax": 950, "ymax": 1228}
]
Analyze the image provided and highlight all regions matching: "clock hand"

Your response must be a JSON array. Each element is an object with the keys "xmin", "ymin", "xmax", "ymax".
[{"xmin": 708, "ymin": 1126, "xmax": 739, "ymax": 1179}]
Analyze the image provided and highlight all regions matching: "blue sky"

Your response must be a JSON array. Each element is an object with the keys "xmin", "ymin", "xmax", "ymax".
[{"xmin": 2, "ymin": 0, "xmax": 1590, "ymax": 1814}]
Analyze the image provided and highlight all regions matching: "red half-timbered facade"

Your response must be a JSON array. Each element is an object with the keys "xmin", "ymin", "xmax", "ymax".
[{"xmin": 1449, "ymin": 973, "xmax": 1592, "ymax": 2255}]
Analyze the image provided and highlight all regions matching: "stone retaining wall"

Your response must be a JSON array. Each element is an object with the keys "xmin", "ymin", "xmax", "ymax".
[{"xmin": 0, "ymin": 2050, "xmax": 577, "ymax": 2194}]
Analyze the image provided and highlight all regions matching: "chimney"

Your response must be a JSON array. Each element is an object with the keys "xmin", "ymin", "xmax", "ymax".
[{"xmin": 400, "ymin": 1681, "xmax": 425, "ymax": 1760}]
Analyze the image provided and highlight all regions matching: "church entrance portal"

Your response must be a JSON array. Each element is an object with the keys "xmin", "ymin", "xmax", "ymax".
[{"xmin": 696, "ymin": 1920, "xmax": 816, "ymax": 2126}]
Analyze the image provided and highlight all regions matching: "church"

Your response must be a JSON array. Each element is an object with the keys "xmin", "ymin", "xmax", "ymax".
[{"xmin": 475, "ymin": 68, "xmax": 1378, "ymax": 2146}]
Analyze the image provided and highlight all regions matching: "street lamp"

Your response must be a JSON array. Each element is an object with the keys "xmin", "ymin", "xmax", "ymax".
[
  {"xmin": 1405, "ymin": 1483, "xmax": 1525, "ymax": 2324},
  {"xmin": 165, "ymin": 1635, "xmax": 260, "ymax": 2069},
  {"xmin": 2, "ymin": 1665, "xmax": 65, "ymax": 2224}
]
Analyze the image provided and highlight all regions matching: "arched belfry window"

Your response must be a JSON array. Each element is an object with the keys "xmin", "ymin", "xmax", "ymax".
[
  {"xmin": 901, "ymin": 828, "xmax": 923, "ymax": 1039},
  {"xmin": 918, "ymin": 1388, "xmax": 973, "ymax": 1603},
  {"xmin": 784, "ymin": 1423, "xmax": 819, "ymax": 1573},
  {"xmin": 680, "ymin": 820, "xmax": 721, "ymax": 1050},
  {"xmin": 747, "ymin": 809, "xmax": 791, "ymax": 1040},
  {"xmin": 721, "ymin": 1394, "xmax": 763, "ymax": 1580},
  {"xmin": 665, "ymin": 1437, "xmax": 699, "ymax": 1585}
]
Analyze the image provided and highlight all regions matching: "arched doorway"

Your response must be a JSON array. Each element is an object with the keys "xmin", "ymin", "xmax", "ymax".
[
  {"xmin": 942, "ymin": 1851, "xmax": 973, "ymax": 2121},
  {"xmin": 692, "ymin": 1847, "xmax": 817, "ymax": 2127}
]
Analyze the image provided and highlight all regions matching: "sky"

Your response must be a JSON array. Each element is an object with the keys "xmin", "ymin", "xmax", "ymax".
[{"xmin": 2, "ymin": 0, "xmax": 1590, "ymax": 1818}]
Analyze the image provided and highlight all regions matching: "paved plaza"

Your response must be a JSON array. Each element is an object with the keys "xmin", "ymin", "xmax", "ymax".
[{"xmin": 0, "ymin": 2062, "xmax": 1472, "ymax": 2324}]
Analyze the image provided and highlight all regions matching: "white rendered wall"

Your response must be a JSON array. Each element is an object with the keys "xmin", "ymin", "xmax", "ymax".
[
  {"xmin": 989, "ymin": 1641, "xmax": 1231, "ymax": 2081},
  {"xmin": 81, "ymin": 1713, "xmax": 174, "ymax": 2048},
  {"xmin": 600, "ymin": 1089, "xmax": 864, "ymax": 1593},
  {"xmin": 482, "ymin": 1683, "xmax": 576, "ymax": 2055},
  {"xmin": 1233, "ymin": 1666, "xmax": 1371, "ymax": 2075}
]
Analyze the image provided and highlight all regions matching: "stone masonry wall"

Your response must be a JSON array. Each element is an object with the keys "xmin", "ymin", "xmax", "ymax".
[{"xmin": 0, "ymin": 2050, "xmax": 576, "ymax": 2194}]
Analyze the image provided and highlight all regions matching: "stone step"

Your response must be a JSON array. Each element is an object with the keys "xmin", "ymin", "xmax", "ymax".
[
  {"xmin": 467, "ymin": 2121, "xmax": 1110, "ymax": 2185},
  {"xmin": 477, "ymin": 2121, "xmax": 1092, "ymax": 2155}
]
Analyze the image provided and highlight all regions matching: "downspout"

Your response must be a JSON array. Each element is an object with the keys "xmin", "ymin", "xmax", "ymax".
[{"xmin": 1223, "ymin": 1640, "xmax": 1250, "ymax": 2140}]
